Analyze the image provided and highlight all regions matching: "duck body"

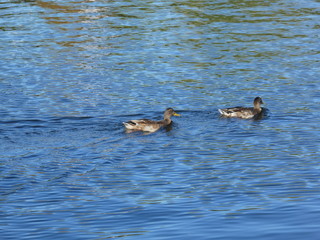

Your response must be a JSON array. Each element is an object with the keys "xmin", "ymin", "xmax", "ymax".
[
  {"xmin": 123, "ymin": 119, "xmax": 170, "ymax": 132},
  {"xmin": 123, "ymin": 108, "xmax": 180, "ymax": 133},
  {"xmin": 218, "ymin": 97, "xmax": 265, "ymax": 119}
]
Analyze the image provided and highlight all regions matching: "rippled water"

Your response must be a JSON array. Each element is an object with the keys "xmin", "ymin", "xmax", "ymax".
[{"xmin": 1, "ymin": 0, "xmax": 320, "ymax": 239}]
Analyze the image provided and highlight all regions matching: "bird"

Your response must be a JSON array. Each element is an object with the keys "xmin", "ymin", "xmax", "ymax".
[
  {"xmin": 123, "ymin": 108, "xmax": 181, "ymax": 132},
  {"xmin": 218, "ymin": 97, "xmax": 266, "ymax": 119}
]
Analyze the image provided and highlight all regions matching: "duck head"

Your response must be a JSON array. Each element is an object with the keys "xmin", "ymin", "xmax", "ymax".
[
  {"xmin": 254, "ymin": 97, "xmax": 264, "ymax": 107},
  {"xmin": 164, "ymin": 108, "xmax": 181, "ymax": 119}
]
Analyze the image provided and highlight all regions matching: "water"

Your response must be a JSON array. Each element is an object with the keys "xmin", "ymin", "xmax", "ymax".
[{"xmin": 1, "ymin": 0, "xmax": 320, "ymax": 239}]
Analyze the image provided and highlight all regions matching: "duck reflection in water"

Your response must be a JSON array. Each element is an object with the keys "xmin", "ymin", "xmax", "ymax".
[{"xmin": 123, "ymin": 108, "xmax": 181, "ymax": 133}]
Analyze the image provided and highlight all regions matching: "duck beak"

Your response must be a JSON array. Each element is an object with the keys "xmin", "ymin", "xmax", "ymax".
[{"xmin": 173, "ymin": 112, "xmax": 181, "ymax": 116}]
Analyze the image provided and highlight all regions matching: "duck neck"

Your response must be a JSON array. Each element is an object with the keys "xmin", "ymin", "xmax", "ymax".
[
  {"xmin": 253, "ymin": 104, "xmax": 262, "ymax": 113},
  {"xmin": 163, "ymin": 116, "xmax": 172, "ymax": 125}
]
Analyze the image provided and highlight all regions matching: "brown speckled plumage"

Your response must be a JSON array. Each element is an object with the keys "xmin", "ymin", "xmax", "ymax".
[
  {"xmin": 218, "ymin": 97, "xmax": 265, "ymax": 119},
  {"xmin": 123, "ymin": 108, "xmax": 180, "ymax": 132}
]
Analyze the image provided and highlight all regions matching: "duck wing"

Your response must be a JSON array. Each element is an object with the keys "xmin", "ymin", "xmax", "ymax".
[
  {"xmin": 219, "ymin": 107, "xmax": 255, "ymax": 119},
  {"xmin": 123, "ymin": 119, "xmax": 163, "ymax": 132}
]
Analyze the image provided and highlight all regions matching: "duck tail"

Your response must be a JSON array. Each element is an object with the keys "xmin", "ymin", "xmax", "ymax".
[
  {"xmin": 123, "ymin": 121, "xmax": 137, "ymax": 129},
  {"xmin": 123, "ymin": 122, "xmax": 131, "ymax": 129}
]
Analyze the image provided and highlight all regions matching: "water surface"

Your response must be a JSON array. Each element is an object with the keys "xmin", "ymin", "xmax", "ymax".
[{"xmin": 1, "ymin": 0, "xmax": 320, "ymax": 239}]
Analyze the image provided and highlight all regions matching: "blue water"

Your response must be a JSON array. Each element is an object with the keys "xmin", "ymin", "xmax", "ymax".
[{"xmin": 1, "ymin": 0, "xmax": 320, "ymax": 239}]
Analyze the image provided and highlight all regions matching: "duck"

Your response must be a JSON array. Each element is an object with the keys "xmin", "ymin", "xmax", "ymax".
[
  {"xmin": 123, "ymin": 108, "xmax": 181, "ymax": 132},
  {"xmin": 218, "ymin": 97, "xmax": 265, "ymax": 119}
]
